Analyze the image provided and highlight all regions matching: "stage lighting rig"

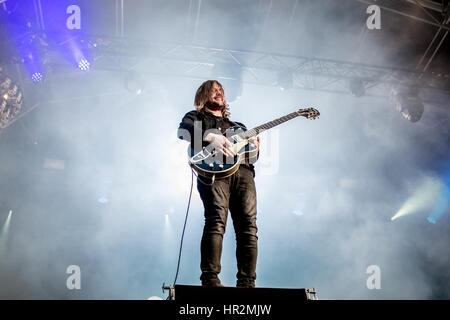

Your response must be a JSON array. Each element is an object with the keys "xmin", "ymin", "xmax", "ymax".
[
  {"xmin": 0, "ymin": 70, "xmax": 23, "ymax": 129},
  {"xmin": 389, "ymin": 85, "xmax": 424, "ymax": 123}
]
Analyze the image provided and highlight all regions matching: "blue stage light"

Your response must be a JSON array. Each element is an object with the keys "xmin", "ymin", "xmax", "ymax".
[
  {"xmin": 31, "ymin": 72, "xmax": 43, "ymax": 82},
  {"xmin": 78, "ymin": 59, "xmax": 90, "ymax": 71}
]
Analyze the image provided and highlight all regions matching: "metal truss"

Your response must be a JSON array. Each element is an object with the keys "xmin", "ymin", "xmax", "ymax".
[
  {"xmin": 3, "ymin": 0, "xmax": 449, "ymax": 99},
  {"xmin": 19, "ymin": 35, "xmax": 447, "ymax": 139},
  {"xmin": 82, "ymin": 35, "xmax": 449, "ymax": 98},
  {"xmin": 1, "ymin": 0, "xmax": 449, "ymax": 135},
  {"xmin": 41, "ymin": 33, "xmax": 450, "ymax": 136},
  {"xmin": 355, "ymin": 0, "xmax": 450, "ymax": 74},
  {"xmin": 356, "ymin": 0, "xmax": 450, "ymax": 30}
]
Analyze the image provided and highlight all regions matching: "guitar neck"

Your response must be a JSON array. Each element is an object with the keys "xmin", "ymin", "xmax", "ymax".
[{"xmin": 240, "ymin": 111, "xmax": 300, "ymax": 139}]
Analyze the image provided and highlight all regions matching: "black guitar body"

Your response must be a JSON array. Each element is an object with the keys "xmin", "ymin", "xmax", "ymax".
[
  {"xmin": 187, "ymin": 107, "xmax": 320, "ymax": 181},
  {"xmin": 189, "ymin": 126, "xmax": 258, "ymax": 180}
]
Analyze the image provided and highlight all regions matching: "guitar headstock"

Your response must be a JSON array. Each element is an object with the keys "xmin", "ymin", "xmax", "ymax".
[{"xmin": 296, "ymin": 107, "xmax": 320, "ymax": 120}]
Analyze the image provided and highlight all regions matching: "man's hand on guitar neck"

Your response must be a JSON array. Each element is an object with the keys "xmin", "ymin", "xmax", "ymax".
[{"xmin": 204, "ymin": 133, "xmax": 237, "ymax": 158}]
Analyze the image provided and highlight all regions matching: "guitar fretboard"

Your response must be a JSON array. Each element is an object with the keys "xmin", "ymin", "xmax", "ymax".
[{"xmin": 239, "ymin": 111, "xmax": 300, "ymax": 139}]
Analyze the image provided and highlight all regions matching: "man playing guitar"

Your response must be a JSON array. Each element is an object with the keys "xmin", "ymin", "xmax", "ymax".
[{"xmin": 178, "ymin": 80, "xmax": 260, "ymax": 288}]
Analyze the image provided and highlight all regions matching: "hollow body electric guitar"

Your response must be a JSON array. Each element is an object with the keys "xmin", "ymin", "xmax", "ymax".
[{"xmin": 188, "ymin": 107, "xmax": 320, "ymax": 180}]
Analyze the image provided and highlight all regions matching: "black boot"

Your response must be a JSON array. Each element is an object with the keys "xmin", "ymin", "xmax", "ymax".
[
  {"xmin": 236, "ymin": 279, "xmax": 255, "ymax": 288},
  {"xmin": 202, "ymin": 279, "xmax": 224, "ymax": 287}
]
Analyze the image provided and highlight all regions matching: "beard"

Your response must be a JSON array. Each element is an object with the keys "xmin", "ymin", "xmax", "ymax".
[{"xmin": 205, "ymin": 100, "xmax": 224, "ymax": 111}]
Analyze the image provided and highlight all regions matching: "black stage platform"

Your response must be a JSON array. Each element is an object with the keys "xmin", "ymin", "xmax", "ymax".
[{"xmin": 169, "ymin": 284, "xmax": 317, "ymax": 302}]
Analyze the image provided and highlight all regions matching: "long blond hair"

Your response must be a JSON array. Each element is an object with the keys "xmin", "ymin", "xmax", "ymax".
[{"xmin": 194, "ymin": 80, "xmax": 230, "ymax": 118}]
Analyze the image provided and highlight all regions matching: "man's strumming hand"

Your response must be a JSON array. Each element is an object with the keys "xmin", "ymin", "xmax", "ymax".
[{"xmin": 204, "ymin": 133, "xmax": 236, "ymax": 157}]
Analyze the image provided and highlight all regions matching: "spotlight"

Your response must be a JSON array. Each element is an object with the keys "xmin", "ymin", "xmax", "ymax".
[
  {"xmin": 78, "ymin": 58, "xmax": 90, "ymax": 71},
  {"xmin": 390, "ymin": 85, "xmax": 424, "ymax": 123},
  {"xmin": 277, "ymin": 69, "xmax": 293, "ymax": 90},
  {"xmin": 31, "ymin": 72, "xmax": 43, "ymax": 82},
  {"xmin": 0, "ymin": 210, "xmax": 13, "ymax": 257},
  {"xmin": 57, "ymin": 35, "xmax": 91, "ymax": 72},
  {"xmin": 391, "ymin": 176, "xmax": 443, "ymax": 221},
  {"xmin": 349, "ymin": 78, "xmax": 365, "ymax": 97},
  {"xmin": 18, "ymin": 33, "xmax": 45, "ymax": 84},
  {"xmin": 1, "ymin": 210, "xmax": 13, "ymax": 235}
]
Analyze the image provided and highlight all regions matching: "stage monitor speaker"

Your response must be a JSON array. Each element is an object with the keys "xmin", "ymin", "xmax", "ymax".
[{"xmin": 172, "ymin": 285, "xmax": 317, "ymax": 302}]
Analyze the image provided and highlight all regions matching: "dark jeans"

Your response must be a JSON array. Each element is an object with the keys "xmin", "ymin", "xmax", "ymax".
[{"xmin": 197, "ymin": 165, "xmax": 258, "ymax": 287}]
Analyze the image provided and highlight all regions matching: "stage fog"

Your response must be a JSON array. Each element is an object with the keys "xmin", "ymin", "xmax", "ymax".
[{"xmin": 0, "ymin": 0, "xmax": 448, "ymax": 299}]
